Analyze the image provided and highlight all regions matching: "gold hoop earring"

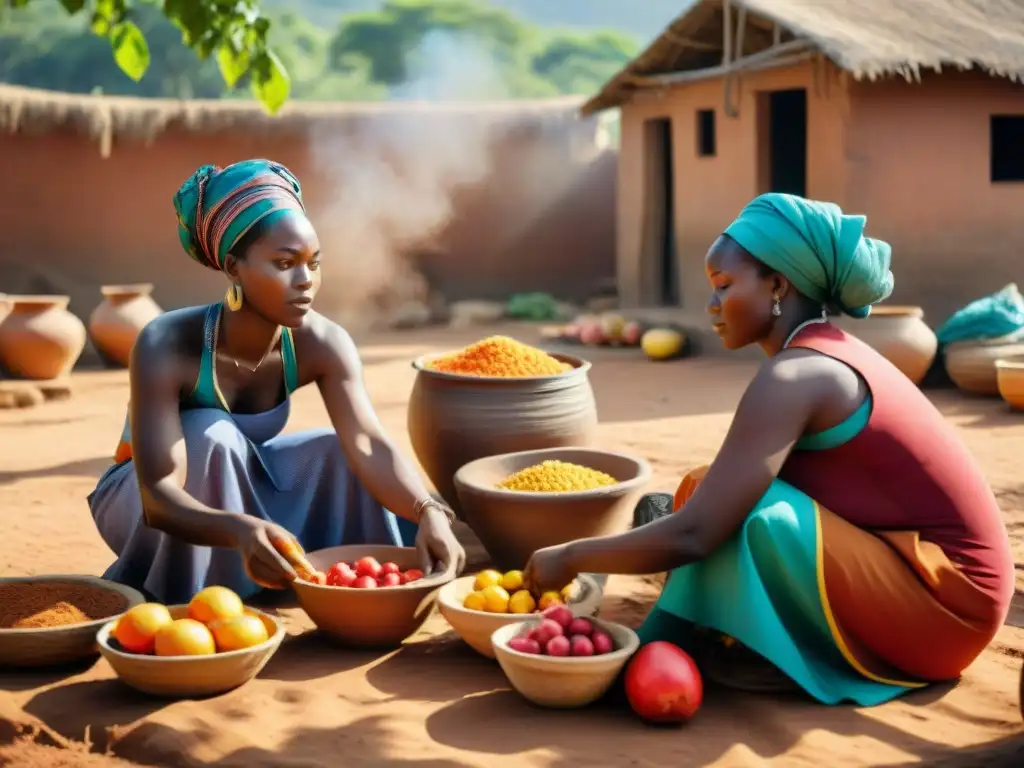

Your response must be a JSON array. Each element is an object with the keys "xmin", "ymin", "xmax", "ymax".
[
  {"xmin": 225, "ymin": 283, "xmax": 243, "ymax": 312},
  {"xmin": 771, "ymin": 296, "xmax": 782, "ymax": 317}
]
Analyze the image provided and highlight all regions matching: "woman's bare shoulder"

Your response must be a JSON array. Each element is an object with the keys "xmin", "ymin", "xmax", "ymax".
[
  {"xmin": 289, "ymin": 310, "xmax": 359, "ymax": 376},
  {"xmin": 131, "ymin": 305, "xmax": 209, "ymax": 378}
]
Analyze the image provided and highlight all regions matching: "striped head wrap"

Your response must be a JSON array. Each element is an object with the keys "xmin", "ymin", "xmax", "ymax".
[{"xmin": 173, "ymin": 159, "xmax": 306, "ymax": 271}]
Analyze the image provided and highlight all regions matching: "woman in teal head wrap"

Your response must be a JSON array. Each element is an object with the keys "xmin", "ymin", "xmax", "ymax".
[
  {"xmin": 524, "ymin": 194, "xmax": 1012, "ymax": 707},
  {"xmin": 88, "ymin": 159, "xmax": 466, "ymax": 603}
]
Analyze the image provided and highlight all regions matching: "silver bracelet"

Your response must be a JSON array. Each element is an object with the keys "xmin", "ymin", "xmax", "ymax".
[{"xmin": 413, "ymin": 497, "xmax": 456, "ymax": 525}]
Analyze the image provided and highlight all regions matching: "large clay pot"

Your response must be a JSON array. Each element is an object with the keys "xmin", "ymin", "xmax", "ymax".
[
  {"xmin": 88, "ymin": 283, "xmax": 163, "ymax": 367},
  {"xmin": 407, "ymin": 352, "xmax": 598, "ymax": 519},
  {"xmin": 944, "ymin": 333, "xmax": 1024, "ymax": 396},
  {"xmin": 0, "ymin": 295, "xmax": 87, "ymax": 380},
  {"xmin": 834, "ymin": 306, "xmax": 937, "ymax": 385}
]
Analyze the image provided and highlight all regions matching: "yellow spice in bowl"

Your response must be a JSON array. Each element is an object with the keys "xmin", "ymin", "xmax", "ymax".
[{"xmin": 497, "ymin": 460, "xmax": 618, "ymax": 492}]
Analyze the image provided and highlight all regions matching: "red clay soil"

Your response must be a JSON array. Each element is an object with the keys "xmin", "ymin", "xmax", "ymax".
[{"xmin": 1, "ymin": 324, "xmax": 1021, "ymax": 767}]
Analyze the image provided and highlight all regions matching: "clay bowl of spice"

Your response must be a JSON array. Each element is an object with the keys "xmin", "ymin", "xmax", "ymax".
[
  {"xmin": 0, "ymin": 575, "xmax": 144, "ymax": 668},
  {"xmin": 453, "ymin": 447, "xmax": 652, "ymax": 570}
]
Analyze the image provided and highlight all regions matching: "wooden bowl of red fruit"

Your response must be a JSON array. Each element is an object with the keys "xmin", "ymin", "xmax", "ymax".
[
  {"xmin": 291, "ymin": 545, "xmax": 456, "ymax": 648},
  {"xmin": 491, "ymin": 604, "xmax": 639, "ymax": 709}
]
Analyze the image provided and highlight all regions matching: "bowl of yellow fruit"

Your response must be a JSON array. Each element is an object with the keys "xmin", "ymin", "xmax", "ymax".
[
  {"xmin": 96, "ymin": 586, "xmax": 285, "ymax": 698},
  {"xmin": 437, "ymin": 568, "xmax": 602, "ymax": 659}
]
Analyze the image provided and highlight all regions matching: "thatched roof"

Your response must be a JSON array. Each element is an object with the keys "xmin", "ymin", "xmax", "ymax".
[
  {"xmin": 0, "ymin": 83, "xmax": 591, "ymax": 157},
  {"xmin": 582, "ymin": 0, "xmax": 1024, "ymax": 114}
]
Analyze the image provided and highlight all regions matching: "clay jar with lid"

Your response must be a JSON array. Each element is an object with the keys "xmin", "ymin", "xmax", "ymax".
[
  {"xmin": 88, "ymin": 284, "xmax": 163, "ymax": 368},
  {"xmin": 0, "ymin": 295, "xmax": 87, "ymax": 380}
]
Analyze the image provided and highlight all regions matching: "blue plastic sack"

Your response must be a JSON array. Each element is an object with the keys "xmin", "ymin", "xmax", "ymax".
[{"xmin": 935, "ymin": 283, "xmax": 1024, "ymax": 346}]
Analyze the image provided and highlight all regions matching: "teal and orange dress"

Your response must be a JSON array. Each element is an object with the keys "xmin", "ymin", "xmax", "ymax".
[
  {"xmin": 641, "ymin": 322, "xmax": 1014, "ymax": 705},
  {"xmin": 87, "ymin": 303, "xmax": 418, "ymax": 604}
]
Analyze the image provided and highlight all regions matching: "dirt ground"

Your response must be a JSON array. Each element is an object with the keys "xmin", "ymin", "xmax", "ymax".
[{"xmin": 1, "ymin": 324, "xmax": 1022, "ymax": 767}]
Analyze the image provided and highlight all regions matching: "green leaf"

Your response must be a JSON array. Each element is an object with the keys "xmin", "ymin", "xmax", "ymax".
[
  {"xmin": 251, "ymin": 49, "xmax": 290, "ymax": 114},
  {"xmin": 216, "ymin": 43, "xmax": 250, "ymax": 88},
  {"xmin": 59, "ymin": 0, "xmax": 87, "ymax": 13},
  {"xmin": 110, "ymin": 20, "xmax": 150, "ymax": 82},
  {"xmin": 91, "ymin": 0, "xmax": 121, "ymax": 36}
]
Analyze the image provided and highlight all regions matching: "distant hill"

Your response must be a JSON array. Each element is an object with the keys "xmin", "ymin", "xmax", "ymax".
[{"xmin": 263, "ymin": 0, "xmax": 685, "ymax": 44}]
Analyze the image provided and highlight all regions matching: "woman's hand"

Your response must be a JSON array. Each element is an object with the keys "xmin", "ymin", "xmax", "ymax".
[
  {"xmin": 230, "ymin": 517, "xmax": 299, "ymax": 590},
  {"xmin": 414, "ymin": 503, "xmax": 466, "ymax": 577},
  {"xmin": 524, "ymin": 543, "xmax": 579, "ymax": 596}
]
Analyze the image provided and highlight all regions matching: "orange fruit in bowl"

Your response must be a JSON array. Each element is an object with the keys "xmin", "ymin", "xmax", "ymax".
[
  {"xmin": 209, "ymin": 613, "xmax": 270, "ymax": 652},
  {"xmin": 114, "ymin": 603, "xmax": 173, "ymax": 654},
  {"xmin": 538, "ymin": 591, "xmax": 564, "ymax": 611},
  {"xmin": 188, "ymin": 586, "xmax": 244, "ymax": 625},
  {"xmin": 508, "ymin": 589, "xmax": 536, "ymax": 614},
  {"xmin": 481, "ymin": 585, "xmax": 510, "ymax": 613},
  {"xmin": 154, "ymin": 618, "xmax": 217, "ymax": 657},
  {"xmin": 473, "ymin": 570, "xmax": 503, "ymax": 591}
]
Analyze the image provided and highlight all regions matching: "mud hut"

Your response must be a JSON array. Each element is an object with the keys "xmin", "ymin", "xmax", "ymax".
[{"xmin": 583, "ymin": 0, "xmax": 1024, "ymax": 324}]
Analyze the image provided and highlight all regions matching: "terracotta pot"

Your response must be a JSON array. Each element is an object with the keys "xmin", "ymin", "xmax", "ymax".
[
  {"xmin": 995, "ymin": 357, "xmax": 1024, "ymax": 410},
  {"xmin": 0, "ymin": 295, "xmax": 87, "ymax": 380},
  {"xmin": 834, "ymin": 306, "xmax": 937, "ymax": 385},
  {"xmin": 453, "ymin": 447, "xmax": 652, "ymax": 570},
  {"xmin": 944, "ymin": 334, "xmax": 1024, "ymax": 396},
  {"xmin": 407, "ymin": 352, "xmax": 598, "ymax": 520},
  {"xmin": 88, "ymin": 283, "xmax": 163, "ymax": 367}
]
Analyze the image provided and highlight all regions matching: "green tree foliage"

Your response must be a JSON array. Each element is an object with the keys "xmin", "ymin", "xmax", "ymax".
[
  {"xmin": 0, "ymin": 0, "xmax": 638, "ymax": 105},
  {"xmin": 1, "ymin": 0, "xmax": 290, "ymax": 110}
]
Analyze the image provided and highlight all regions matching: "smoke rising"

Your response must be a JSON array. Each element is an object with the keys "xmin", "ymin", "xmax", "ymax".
[{"xmin": 307, "ymin": 31, "xmax": 510, "ymax": 328}]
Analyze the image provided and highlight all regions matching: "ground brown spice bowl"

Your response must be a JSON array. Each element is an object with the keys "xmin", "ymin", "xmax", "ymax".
[
  {"xmin": 453, "ymin": 447, "xmax": 653, "ymax": 570},
  {"xmin": 0, "ymin": 575, "xmax": 144, "ymax": 668},
  {"xmin": 291, "ymin": 544, "xmax": 457, "ymax": 649}
]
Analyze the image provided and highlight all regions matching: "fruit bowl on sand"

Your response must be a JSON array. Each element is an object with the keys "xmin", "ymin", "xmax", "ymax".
[
  {"xmin": 291, "ymin": 544, "xmax": 457, "ymax": 649},
  {"xmin": 437, "ymin": 569, "xmax": 603, "ymax": 659},
  {"xmin": 492, "ymin": 611, "xmax": 639, "ymax": 709},
  {"xmin": 97, "ymin": 589, "xmax": 284, "ymax": 698}
]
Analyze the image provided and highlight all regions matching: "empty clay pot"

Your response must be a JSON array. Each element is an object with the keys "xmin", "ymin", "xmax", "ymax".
[
  {"xmin": 453, "ymin": 447, "xmax": 652, "ymax": 570},
  {"xmin": 0, "ymin": 295, "xmax": 87, "ymax": 380},
  {"xmin": 89, "ymin": 284, "xmax": 163, "ymax": 367},
  {"xmin": 833, "ymin": 306, "xmax": 937, "ymax": 385},
  {"xmin": 407, "ymin": 352, "xmax": 598, "ymax": 519},
  {"xmin": 944, "ymin": 334, "xmax": 1024, "ymax": 396}
]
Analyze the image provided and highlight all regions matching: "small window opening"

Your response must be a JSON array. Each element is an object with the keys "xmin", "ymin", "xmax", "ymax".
[
  {"xmin": 696, "ymin": 109, "xmax": 716, "ymax": 157},
  {"xmin": 990, "ymin": 115, "xmax": 1024, "ymax": 182}
]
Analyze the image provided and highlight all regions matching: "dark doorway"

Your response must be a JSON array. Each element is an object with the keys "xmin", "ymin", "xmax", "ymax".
[
  {"xmin": 764, "ymin": 88, "xmax": 807, "ymax": 196},
  {"xmin": 644, "ymin": 117, "xmax": 679, "ymax": 305}
]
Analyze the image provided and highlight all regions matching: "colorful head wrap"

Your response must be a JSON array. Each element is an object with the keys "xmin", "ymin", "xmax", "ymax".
[
  {"xmin": 723, "ymin": 193, "xmax": 894, "ymax": 318},
  {"xmin": 173, "ymin": 159, "xmax": 306, "ymax": 271}
]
